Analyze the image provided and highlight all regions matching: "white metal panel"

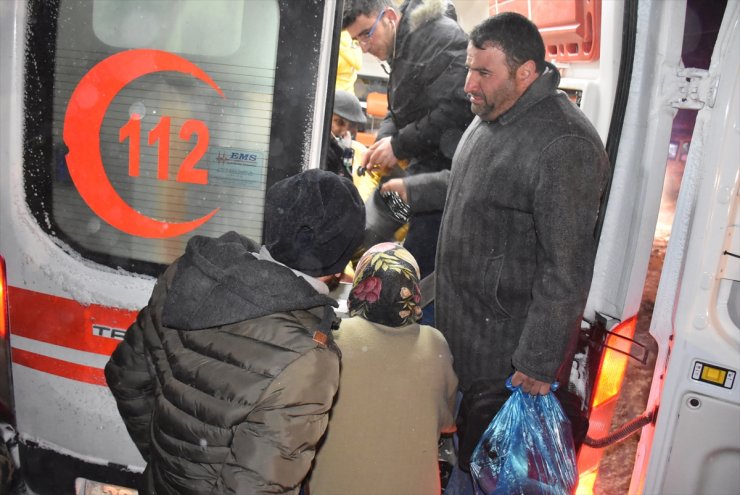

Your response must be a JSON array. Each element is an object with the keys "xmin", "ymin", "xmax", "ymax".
[
  {"xmin": 659, "ymin": 393, "xmax": 740, "ymax": 495},
  {"xmin": 558, "ymin": 0, "xmax": 625, "ymax": 142},
  {"xmin": 12, "ymin": 365, "xmax": 145, "ymax": 468},
  {"xmin": 584, "ymin": 0, "xmax": 687, "ymax": 323},
  {"xmin": 308, "ymin": 0, "xmax": 338, "ymax": 171}
]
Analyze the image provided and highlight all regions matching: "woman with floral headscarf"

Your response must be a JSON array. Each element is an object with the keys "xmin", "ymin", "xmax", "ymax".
[{"xmin": 307, "ymin": 243, "xmax": 458, "ymax": 494}]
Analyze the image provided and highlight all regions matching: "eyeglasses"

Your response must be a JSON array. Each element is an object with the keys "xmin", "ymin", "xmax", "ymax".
[{"xmin": 356, "ymin": 9, "xmax": 386, "ymax": 46}]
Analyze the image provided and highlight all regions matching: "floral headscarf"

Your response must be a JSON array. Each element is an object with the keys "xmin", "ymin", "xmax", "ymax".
[{"xmin": 348, "ymin": 243, "xmax": 422, "ymax": 327}]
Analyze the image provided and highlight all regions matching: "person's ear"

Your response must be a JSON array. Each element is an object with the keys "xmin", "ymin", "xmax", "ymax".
[
  {"xmin": 386, "ymin": 8, "xmax": 398, "ymax": 28},
  {"xmin": 517, "ymin": 60, "xmax": 537, "ymax": 81}
]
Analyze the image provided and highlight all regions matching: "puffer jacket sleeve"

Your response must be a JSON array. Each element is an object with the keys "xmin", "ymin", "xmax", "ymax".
[
  {"xmin": 104, "ymin": 306, "xmax": 156, "ymax": 460},
  {"xmin": 221, "ymin": 346, "xmax": 340, "ymax": 494}
]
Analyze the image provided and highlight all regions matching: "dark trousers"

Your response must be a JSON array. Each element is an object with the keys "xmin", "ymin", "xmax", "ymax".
[
  {"xmin": 403, "ymin": 211, "xmax": 442, "ymax": 279},
  {"xmin": 455, "ymin": 381, "xmax": 512, "ymax": 472}
]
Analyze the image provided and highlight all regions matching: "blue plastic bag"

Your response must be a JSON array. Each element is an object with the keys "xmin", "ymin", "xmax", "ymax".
[{"xmin": 469, "ymin": 379, "xmax": 578, "ymax": 495}]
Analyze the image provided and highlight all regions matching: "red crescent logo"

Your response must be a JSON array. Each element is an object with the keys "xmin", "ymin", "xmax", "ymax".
[{"xmin": 64, "ymin": 49, "xmax": 224, "ymax": 239}]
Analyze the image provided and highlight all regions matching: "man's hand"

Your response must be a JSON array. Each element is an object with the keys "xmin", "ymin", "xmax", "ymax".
[
  {"xmin": 362, "ymin": 136, "xmax": 398, "ymax": 172},
  {"xmin": 511, "ymin": 371, "xmax": 551, "ymax": 395},
  {"xmin": 379, "ymin": 178, "xmax": 408, "ymax": 204}
]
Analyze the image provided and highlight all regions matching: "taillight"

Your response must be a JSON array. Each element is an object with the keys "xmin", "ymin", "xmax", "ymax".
[
  {"xmin": 592, "ymin": 316, "xmax": 637, "ymax": 407},
  {"xmin": 0, "ymin": 255, "xmax": 14, "ymax": 423},
  {"xmin": 0, "ymin": 256, "xmax": 7, "ymax": 341},
  {"xmin": 576, "ymin": 468, "xmax": 598, "ymax": 495},
  {"xmin": 576, "ymin": 316, "xmax": 638, "ymax": 493}
]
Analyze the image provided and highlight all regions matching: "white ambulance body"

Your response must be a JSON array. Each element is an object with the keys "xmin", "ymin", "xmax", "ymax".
[{"xmin": 0, "ymin": 0, "xmax": 737, "ymax": 493}]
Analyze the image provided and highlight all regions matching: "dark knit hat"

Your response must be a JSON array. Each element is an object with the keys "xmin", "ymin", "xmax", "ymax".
[{"xmin": 264, "ymin": 169, "xmax": 366, "ymax": 276}]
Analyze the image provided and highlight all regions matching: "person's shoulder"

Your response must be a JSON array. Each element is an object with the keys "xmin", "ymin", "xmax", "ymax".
[
  {"xmin": 550, "ymin": 94, "xmax": 605, "ymax": 145},
  {"xmin": 231, "ymin": 310, "xmax": 334, "ymax": 353},
  {"xmin": 334, "ymin": 316, "xmax": 373, "ymax": 337},
  {"xmin": 419, "ymin": 324, "xmax": 452, "ymax": 347},
  {"xmin": 406, "ymin": 0, "xmax": 458, "ymax": 27},
  {"xmin": 417, "ymin": 325, "xmax": 455, "ymax": 370},
  {"xmin": 529, "ymin": 91, "xmax": 603, "ymax": 145},
  {"xmin": 412, "ymin": 15, "xmax": 466, "ymax": 45},
  {"xmin": 405, "ymin": 1, "xmax": 465, "ymax": 38}
]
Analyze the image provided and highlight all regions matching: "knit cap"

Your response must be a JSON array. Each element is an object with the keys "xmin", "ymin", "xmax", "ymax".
[{"xmin": 264, "ymin": 169, "xmax": 365, "ymax": 276}]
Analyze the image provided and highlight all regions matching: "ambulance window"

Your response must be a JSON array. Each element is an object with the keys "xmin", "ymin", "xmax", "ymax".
[
  {"xmin": 92, "ymin": 1, "xmax": 245, "ymax": 58},
  {"xmin": 24, "ymin": 0, "xmax": 324, "ymax": 276}
]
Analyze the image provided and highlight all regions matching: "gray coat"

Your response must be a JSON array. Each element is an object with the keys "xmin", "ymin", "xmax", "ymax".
[{"xmin": 407, "ymin": 65, "xmax": 610, "ymax": 390}]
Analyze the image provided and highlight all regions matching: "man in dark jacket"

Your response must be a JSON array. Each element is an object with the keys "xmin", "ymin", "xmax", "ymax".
[
  {"xmin": 342, "ymin": 0, "xmax": 473, "ymax": 278},
  {"xmin": 104, "ymin": 170, "xmax": 365, "ymax": 495},
  {"xmin": 381, "ymin": 12, "xmax": 610, "ymax": 491}
]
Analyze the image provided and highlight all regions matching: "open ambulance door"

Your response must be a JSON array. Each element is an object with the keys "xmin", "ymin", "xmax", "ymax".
[
  {"xmin": 631, "ymin": 0, "xmax": 740, "ymax": 492},
  {"xmin": 569, "ymin": 0, "xmax": 739, "ymax": 492}
]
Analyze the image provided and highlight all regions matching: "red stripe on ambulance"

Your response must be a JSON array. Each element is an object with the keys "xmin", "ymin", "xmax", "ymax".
[
  {"xmin": 12, "ymin": 348, "xmax": 107, "ymax": 386},
  {"xmin": 7, "ymin": 287, "xmax": 137, "ymax": 384}
]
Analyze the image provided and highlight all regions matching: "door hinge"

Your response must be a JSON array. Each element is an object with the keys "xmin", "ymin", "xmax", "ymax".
[{"xmin": 670, "ymin": 68, "xmax": 719, "ymax": 110}]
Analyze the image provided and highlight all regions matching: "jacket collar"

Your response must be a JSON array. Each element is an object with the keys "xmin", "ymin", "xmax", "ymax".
[
  {"xmin": 399, "ymin": 0, "xmax": 450, "ymax": 32},
  {"xmin": 496, "ymin": 62, "xmax": 561, "ymax": 126},
  {"xmin": 256, "ymin": 245, "xmax": 329, "ymax": 295},
  {"xmin": 392, "ymin": 0, "xmax": 452, "ymax": 66}
]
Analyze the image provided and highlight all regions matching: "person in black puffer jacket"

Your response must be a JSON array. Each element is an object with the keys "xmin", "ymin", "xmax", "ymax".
[
  {"xmin": 342, "ymin": 0, "xmax": 473, "ymax": 279},
  {"xmin": 105, "ymin": 170, "xmax": 365, "ymax": 495}
]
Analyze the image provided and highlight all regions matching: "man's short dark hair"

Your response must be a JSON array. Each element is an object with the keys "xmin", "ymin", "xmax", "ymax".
[
  {"xmin": 342, "ymin": 0, "xmax": 394, "ymax": 29},
  {"xmin": 470, "ymin": 12, "xmax": 546, "ymax": 75}
]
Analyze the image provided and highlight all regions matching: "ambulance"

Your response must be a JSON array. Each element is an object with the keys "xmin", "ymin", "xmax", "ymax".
[{"xmin": 0, "ymin": 0, "xmax": 737, "ymax": 493}]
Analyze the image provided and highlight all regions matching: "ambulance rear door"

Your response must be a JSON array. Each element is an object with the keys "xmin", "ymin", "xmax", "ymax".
[{"xmin": 631, "ymin": 1, "xmax": 740, "ymax": 492}]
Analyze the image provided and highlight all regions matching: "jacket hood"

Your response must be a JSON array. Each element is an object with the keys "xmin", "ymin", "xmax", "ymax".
[
  {"xmin": 401, "ymin": 0, "xmax": 453, "ymax": 32},
  {"xmin": 161, "ymin": 231, "xmax": 337, "ymax": 331}
]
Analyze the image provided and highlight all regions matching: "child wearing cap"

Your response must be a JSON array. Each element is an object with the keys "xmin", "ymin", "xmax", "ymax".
[
  {"xmin": 331, "ymin": 90, "xmax": 383, "ymax": 201},
  {"xmin": 331, "ymin": 91, "xmax": 409, "ymax": 250}
]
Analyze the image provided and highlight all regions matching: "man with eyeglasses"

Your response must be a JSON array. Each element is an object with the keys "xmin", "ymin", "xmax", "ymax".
[{"xmin": 342, "ymin": 0, "xmax": 472, "ymax": 282}]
